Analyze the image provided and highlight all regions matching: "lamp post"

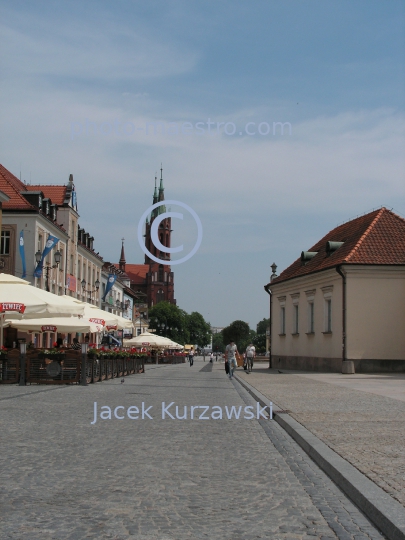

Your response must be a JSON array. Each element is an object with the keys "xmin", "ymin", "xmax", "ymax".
[
  {"xmin": 81, "ymin": 278, "xmax": 100, "ymax": 303},
  {"xmin": 35, "ymin": 249, "xmax": 62, "ymax": 292}
]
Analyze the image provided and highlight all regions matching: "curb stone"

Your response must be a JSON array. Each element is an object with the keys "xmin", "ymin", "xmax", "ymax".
[{"xmin": 234, "ymin": 371, "xmax": 405, "ymax": 540}]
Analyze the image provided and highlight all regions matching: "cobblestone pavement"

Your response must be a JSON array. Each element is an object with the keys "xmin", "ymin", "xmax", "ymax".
[
  {"xmin": 0, "ymin": 359, "xmax": 386, "ymax": 539},
  {"xmin": 235, "ymin": 367, "xmax": 405, "ymax": 508}
]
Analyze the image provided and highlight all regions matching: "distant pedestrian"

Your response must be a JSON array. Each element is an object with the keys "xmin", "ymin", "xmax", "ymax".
[
  {"xmin": 209, "ymin": 352, "xmax": 213, "ymax": 363},
  {"xmin": 225, "ymin": 339, "xmax": 238, "ymax": 380},
  {"xmin": 189, "ymin": 347, "xmax": 194, "ymax": 367},
  {"xmin": 246, "ymin": 343, "xmax": 256, "ymax": 372}
]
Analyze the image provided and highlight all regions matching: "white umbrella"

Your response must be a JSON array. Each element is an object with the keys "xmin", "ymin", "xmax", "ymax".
[
  {"xmin": 0, "ymin": 274, "xmax": 85, "ymax": 346},
  {"xmin": 62, "ymin": 297, "xmax": 134, "ymax": 330},
  {"xmin": 123, "ymin": 331, "xmax": 172, "ymax": 348},
  {"xmin": 0, "ymin": 274, "xmax": 85, "ymax": 318},
  {"xmin": 8, "ymin": 317, "xmax": 103, "ymax": 334}
]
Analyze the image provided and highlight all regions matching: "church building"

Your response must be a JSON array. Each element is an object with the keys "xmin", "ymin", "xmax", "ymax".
[{"xmin": 115, "ymin": 168, "xmax": 176, "ymax": 308}]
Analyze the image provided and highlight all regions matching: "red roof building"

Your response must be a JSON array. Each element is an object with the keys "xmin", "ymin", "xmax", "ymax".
[{"xmin": 265, "ymin": 208, "xmax": 405, "ymax": 373}]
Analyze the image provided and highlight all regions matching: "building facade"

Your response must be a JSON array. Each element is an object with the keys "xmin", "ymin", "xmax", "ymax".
[
  {"xmin": 0, "ymin": 165, "xmax": 103, "ymax": 305},
  {"xmin": 266, "ymin": 208, "xmax": 405, "ymax": 373}
]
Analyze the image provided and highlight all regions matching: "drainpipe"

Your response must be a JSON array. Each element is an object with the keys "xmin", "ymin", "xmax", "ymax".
[
  {"xmin": 336, "ymin": 265, "xmax": 354, "ymax": 374},
  {"xmin": 264, "ymin": 284, "xmax": 272, "ymax": 369},
  {"xmin": 335, "ymin": 265, "xmax": 346, "ymax": 362}
]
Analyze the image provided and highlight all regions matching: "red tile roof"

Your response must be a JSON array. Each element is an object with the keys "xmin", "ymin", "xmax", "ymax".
[
  {"xmin": 0, "ymin": 164, "xmax": 36, "ymax": 210},
  {"xmin": 270, "ymin": 208, "xmax": 405, "ymax": 285},
  {"xmin": 116, "ymin": 264, "xmax": 149, "ymax": 284},
  {"xmin": 26, "ymin": 185, "xmax": 67, "ymax": 205}
]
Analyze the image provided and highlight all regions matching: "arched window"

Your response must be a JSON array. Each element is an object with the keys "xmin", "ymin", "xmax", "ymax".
[
  {"xmin": 156, "ymin": 289, "xmax": 164, "ymax": 303},
  {"xmin": 158, "ymin": 265, "xmax": 163, "ymax": 282}
]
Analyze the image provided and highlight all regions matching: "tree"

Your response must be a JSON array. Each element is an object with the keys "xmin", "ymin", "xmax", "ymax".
[
  {"xmin": 222, "ymin": 320, "xmax": 250, "ymax": 350},
  {"xmin": 148, "ymin": 301, "xmax": 188, "ymax": 344},
  {"xmin": 186, "ymin": 311, "xmax": 211, "ymax": 347},
  {"xmin": 212, "ymin": 331, "xmax": 225, "ymax": 353},
  {"xmin": 148, "ymin": 302, "xmax": 211, "ymax": 347},
  {"xmin": 239, "ymin": 329, "xmax": 257, "ymax": 352},
  {"xmin": 256, "ymin": 318, "xmax": 270, "ymax": 335}
]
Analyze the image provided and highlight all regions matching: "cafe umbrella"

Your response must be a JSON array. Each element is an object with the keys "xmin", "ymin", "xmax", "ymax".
[
  {"xmin": 123, "ymin": 332, "xmax": 178, "ymax": 348},
  {"xmin": 0, "ymin": 274, "xmax": 85, "ymax": 347},
  {"xmin": 7, "ymin": 317, "xmax": 103, "ymax": 334}
]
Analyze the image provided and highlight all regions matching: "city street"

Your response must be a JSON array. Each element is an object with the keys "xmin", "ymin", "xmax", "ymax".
[{"xmin": 0, "ymin": 358, "xmax": 386, "ymax": 540}]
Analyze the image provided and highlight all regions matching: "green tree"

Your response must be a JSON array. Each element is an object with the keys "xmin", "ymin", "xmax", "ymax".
[
  {"xmin": 239, "ymin": 329, "xmax": 257, "ymax": 352},
  {"xmin": 256, "ymin": 318, "xmax": 270, "ymax": 335},
  {"xmin": 148, "ymin": 302, "xmax": 211, "ymax": 347},
  {"xmin": 148, "ymin": 302, "xmax": 188, "ymax": 344},
  {"xmin": 252, "ymin": 333, "xmax": 266, "ymax": 352},
  {"xmin": 212, "ymin": 331, "xmax": 225, "ymax": 353},
  {"xmin": 186, "ymin": 311, "xmax": 211, "ymax": 347},
  {"xmin": 222, "ymin": 320, "xmax": 250, "ymax": 350}
]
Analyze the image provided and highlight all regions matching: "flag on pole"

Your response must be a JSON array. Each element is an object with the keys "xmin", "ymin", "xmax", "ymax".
[
  {"xmin": 19, "ymin": 231, "xmax": 27, "ymax": 278},
  {"xmin": 33, "ymin": 234, "xmax": 59, "ymax": 278}
]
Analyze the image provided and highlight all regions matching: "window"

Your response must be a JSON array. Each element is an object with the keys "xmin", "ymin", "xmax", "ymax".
[
  {"xmin": 137, "ymin": 328, "xmax": 142, "ymax": 336},
  {"xmin": 308, "ymin": 303, "xmax": 314, "ymax": 333},
  {"xmin": 278, "ymin": 296, "xmax": 286, "ymax": 335},
  {"xmin": 305, "ymin": 289, "xmax": 316, "ymax": 334},
  {"xmin": 156, "ymin": 289, "xmax": 164, "ymax": 303},
  {"xmin": 280, "ymin": 306, "xmax": 285, "ymax": 334},
  {"xmin": 325, "ymin": 299, "xmax": 332, "ymax": 332},
  {"xmin": 293, "ymin": 305, "xmax": 299, "ymax": 334},
  {"xmin": 321, "ymin": 286, "xmax": 333, "ymax": 333},
  {"xmin": 158, "ymin": 265, "xmax": 163, "ymax": 282},
  {"xmin": 0, "ymin": 231, "xmax": 10, "ymax": 255},
  {"xmin": 290, "ymin": 293, "xmax": 300, "ymax": 334}
]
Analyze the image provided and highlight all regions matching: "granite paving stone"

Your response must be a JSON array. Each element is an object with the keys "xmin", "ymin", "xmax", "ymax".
[
  {"xmin": 0, "ymin": 359, "xmax": 386, "ymax": 539},
  {"xmin": 235, "ymin": 367, "xmax": 405, "ymax": 508}
]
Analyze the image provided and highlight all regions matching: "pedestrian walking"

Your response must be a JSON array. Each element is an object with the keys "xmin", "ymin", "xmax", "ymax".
[
  {"xmin": 225, "ymin": 339, "xmax": 238, "ymax": 380},
  {"xmin": 188, "ymin": 347, "xmax": 194, "ymax": 367},
  {"xmin": 209, "ymin": 352, "xmax": 213, "ymax": 363},
  {"xmin": 246, "ymin": 343, "xmax": 256, "ymax": 372}
]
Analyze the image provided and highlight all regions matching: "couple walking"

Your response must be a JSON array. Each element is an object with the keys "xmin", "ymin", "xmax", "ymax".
[{"xmin": 225, "ymin": 341, "xmax": 256, "ymax": 379}]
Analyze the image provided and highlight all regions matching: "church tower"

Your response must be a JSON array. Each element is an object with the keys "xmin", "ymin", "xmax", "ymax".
[
  {"xmin": 143, "ymin": 166, "xmax": 175, "ymax": 306},
  {"xmin": 144, "ymin": 165, "xmax": 172, "ymax": 264}
]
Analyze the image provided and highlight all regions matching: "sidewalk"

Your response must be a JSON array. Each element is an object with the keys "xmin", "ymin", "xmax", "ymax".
[{"xmin": 234, "ymin": 368, "xmax": 405, "ymax": 509}]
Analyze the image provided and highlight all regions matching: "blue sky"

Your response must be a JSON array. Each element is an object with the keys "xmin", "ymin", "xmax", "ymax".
[{"xmin": 1, "ymin": 0, "xmax": 404, "ymax": 329}]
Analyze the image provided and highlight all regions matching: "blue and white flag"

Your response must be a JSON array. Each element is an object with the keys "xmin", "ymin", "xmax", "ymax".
[
  {"xmin": 33, "ymin": 234, "xmax": 59, "ymax": 278},
  {"xmin": 19, "ymin": 231, "xmax": 27, "ymax": 279},
  {"xmin": 102, "ymin": 274, "xmax": 117, "ymax": 301}
]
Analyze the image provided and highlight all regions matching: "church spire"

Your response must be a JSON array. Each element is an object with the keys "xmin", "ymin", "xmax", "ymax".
[
  {"xmin": 159, "ymin": 163, "xmax": 164, "ymax": 194},
  {"xmin": 153, "ymin": 175, "xmax": 158, "ymax": 203},
  {"xmin": 119, "ymin": 237, "xmax": 126, "ymax": 272}
]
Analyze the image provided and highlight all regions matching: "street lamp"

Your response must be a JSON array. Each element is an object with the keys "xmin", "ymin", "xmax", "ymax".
[
  {"xmin": 81, "ymin": 279, "xmax": 100, "ymax": 303},
  {"xmin": 35, "ymin": 249, "xmax": 62, "ymax": 292}
]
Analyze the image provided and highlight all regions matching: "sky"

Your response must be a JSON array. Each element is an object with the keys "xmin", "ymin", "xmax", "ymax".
[{"xmin": 1, "ymin": 0, "xmax": 404, "ymax": 330}]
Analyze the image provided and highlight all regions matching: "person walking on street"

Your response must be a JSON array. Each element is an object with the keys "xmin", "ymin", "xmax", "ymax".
[
  {"xmin": 209, "ymin": 352, "xmax": 213, "ymax": 363},
  {"xmin": 225, "ymin": 339, "xmax": 238, "ymax": 380},
  {"xmin": 246, "ymin": 343, "xmax": 256, "ymax": 372},
  {"xmin": 189, "ymin": 347, "xmax": 194, "ymax": 367}
]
